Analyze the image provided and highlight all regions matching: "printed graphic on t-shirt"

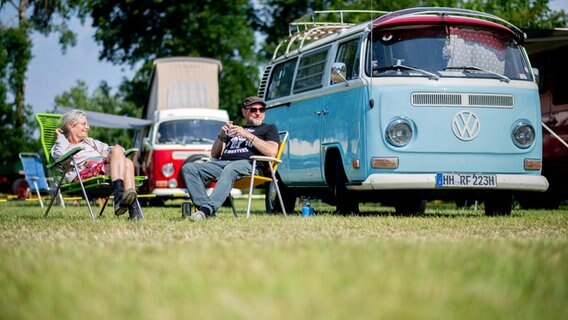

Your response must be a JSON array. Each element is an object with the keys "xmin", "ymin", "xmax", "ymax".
[
  {"xmin": 225, "ymin": 135, "xmax": 252, "ymax": 154},
  {"xmin": 220, "ymin": 124, "xmax": 279, "ymax": 162}
]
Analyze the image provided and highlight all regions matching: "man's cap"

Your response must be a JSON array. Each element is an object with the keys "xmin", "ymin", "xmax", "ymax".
[{"xmin": 242, "ymin": 96, "xmax": 266, "ymax": 108}]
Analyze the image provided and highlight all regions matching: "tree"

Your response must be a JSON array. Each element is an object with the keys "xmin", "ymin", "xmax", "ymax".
[
  {"xmin": 0, "ymin": 0, "xmax": 84, "ymax": 164},
  {"xmin": 84, "ymin": 0, "xmax": 260, "ymax": 119}
]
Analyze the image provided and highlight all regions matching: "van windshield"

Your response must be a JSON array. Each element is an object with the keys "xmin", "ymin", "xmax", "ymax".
[
  {"xmin": 368, "ymin": 25, "xmax": 532, "ymax": 81},
  {"xmin": 155, "ymin": 119, "xmax": 225, "ymax": 145}
]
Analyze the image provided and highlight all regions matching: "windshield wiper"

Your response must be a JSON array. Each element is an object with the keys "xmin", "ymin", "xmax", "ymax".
[
  {"xmin": 444, "ymin": 66, "xmax": 510, "ymax": 83},
  {"xmin": 374, "ymin": 61, "xmax": 440, "ymax": 80}
]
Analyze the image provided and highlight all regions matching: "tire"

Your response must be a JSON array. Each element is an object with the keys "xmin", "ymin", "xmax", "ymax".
[
  {"xmin": 517, "ymin": 191, "xmax": 561, "ymax": 210},
  {"xmin": 333, "ymin": 158, "xmax": 359, "ymax": 214},
  {"xmin": 12, "ymin": 178, "xmax": 29, "ymax": 200},
  {"xmin": 395, "ymin": 199, "xmax": 427, "ymax": 216},
  {"xmin": 484, "ymin": 192, "xmax": 513, "ymax": 216},
  {"xmin": 265, "ymin": 178, "xmax": 296, "ymax": 214}
]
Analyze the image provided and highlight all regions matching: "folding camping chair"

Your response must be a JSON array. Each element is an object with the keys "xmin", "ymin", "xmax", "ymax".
[
  {"xmin": 229, "ymin": 131, "xmax": 289, "ymax": 218},
  {"xmin": 35, "ymin": 112, "xmax": 146, "ymax": 220},
  {"xmin": 18, "ymin": 152, "xmax": 65, "ymax": 208}
]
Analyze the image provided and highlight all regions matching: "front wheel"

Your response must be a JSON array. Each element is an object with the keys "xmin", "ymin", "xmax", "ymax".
[
  {"xmin": 333, "ymin": 158, "xmax": 359, "ymax": 214},
  {"xmin": 394, "ymin": 199, "xmax": 427, "ymax": 216},
  {"xmin": 484, "ymin": 192, "xmax": 513, "ymax": 216}
]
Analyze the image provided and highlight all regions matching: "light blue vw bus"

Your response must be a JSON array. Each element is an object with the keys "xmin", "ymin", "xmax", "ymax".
[{"xmin": 259, "ymin": 7, "xmax": 548, "ymax": 215}]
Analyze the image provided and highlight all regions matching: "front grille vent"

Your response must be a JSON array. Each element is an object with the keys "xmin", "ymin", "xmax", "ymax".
[{"xmin": 412, "ymin": 93, "xmax": 514, "ymax": 108}]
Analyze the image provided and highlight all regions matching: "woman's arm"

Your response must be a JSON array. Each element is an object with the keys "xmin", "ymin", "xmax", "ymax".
[{"xmin": 51, "ymin": 130, "xmax": 72, "ymax": 159}]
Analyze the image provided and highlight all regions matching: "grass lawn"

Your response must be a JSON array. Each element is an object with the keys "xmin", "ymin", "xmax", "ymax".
[{"xmin": 0, "ymin": 198, "xmax": 567, "ymax": 319}]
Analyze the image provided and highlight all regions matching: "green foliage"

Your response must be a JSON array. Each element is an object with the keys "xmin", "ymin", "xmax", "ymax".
[
  {"xmin": 463, "ymin": 0, "xmax": 567, "ymax": 29},
  {"xmin": 53, "ymin": 80, "xmax": 139, "ymax": 148},
  {"xmin": 0, "ymin": 22, "xmax": 38, "ymax": 164},
  {"xmin": 86, "ymin": 0, "xmax": 260, "ymax": 117},
  {"xmin": 0, "ymin": 0, "xmax": 85, "ymax": 164}
]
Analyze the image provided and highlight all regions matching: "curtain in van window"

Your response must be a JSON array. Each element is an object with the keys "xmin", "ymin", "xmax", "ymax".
[{"xmin": 445, "ymin": 26, "xmax": 506, "ymax": 74}]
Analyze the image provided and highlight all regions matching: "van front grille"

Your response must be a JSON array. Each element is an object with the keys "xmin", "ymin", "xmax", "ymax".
[{"xmin": 412, "ymin": 93, "xmax": 514, "ymax": 108}]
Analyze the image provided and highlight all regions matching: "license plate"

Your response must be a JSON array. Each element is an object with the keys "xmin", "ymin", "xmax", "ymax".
[{"xmin": 436, "ymin": 173, "xmax": 497, "ymax": 188}]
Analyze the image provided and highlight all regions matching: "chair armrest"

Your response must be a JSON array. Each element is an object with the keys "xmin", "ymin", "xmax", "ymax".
[
  {"xmin": 125, "ymin": 148, "xmax": 139, "ymax": 157},
  {"xmin": 47, "ymin": 146, "xmax": 85, "ymax": 169},
  {"xmin": 250, "ymin": 155, "xmax": 281, "ymax": 163}
]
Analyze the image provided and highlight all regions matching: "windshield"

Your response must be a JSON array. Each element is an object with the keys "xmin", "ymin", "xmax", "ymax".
[
  {"xmin": 155, "ymin": 119, "xmax": 225, "ymax": 145},
  {"xmin": 368, "ymin": 25, "xmax": 532, "ymax": 81}
]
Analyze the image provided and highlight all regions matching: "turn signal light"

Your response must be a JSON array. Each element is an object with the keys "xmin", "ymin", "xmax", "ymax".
[
  {"xmin": 371, "ymin": 157, "xmax": 399, "ymax": 169},
  {"xmin": 524, "ymin": 159, "xmax": 542, "ymax": 170}
]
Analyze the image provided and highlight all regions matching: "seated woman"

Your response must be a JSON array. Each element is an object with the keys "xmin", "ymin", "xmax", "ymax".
[{"xmin": 51, "ymin": 109, "xmax": 142, "ymax": 220}]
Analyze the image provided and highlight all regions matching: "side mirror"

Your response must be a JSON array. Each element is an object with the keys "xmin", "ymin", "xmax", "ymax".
[
  {"xmin": 331, "ymin": 62, "xmax": 348, "ymax": 85},
  {"xmin": 143, "ymin": 137, "xmax": 151, "ymax": 149},
  {"xmin": 532, "ymin": 68, "xmax": 542, "ymax": 91}
]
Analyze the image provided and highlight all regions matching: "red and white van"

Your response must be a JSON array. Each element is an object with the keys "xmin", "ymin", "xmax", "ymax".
[{"xmin": 134, "ymin": 57, "xmax": 229, "ymax": 205}]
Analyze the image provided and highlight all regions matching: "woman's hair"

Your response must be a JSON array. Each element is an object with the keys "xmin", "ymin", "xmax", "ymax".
[{"xmin": 60, "ymin": 109, "xmax": 87, "ymax": 136}]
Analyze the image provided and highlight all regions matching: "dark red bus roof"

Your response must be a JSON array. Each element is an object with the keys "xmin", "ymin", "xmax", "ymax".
[
  {"xmin": 374, "ymin": 16, "xmax": 516, "ymax": 37},
  {"xmin": 371, "ymin": 7, "xmax": 524, "ymax": 41}
]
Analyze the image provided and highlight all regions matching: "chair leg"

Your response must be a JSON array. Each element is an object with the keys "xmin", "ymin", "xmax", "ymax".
[
  {"xmin": 57, "ymin": 190, "xmax": 66, "ymax": 208},
  {"xmin": 98, "ymin": 197, "xmax": 110, "ymax": 217},
  {"xmin": 45, "ymin": 174, "xmax": 66, "ymax": 217},
  {"xmin": 229, "ymin": 195, "xmax": 237, "ymax": 217},
  {"xmin": 132, "ymin": 198, "xmax": 144, "ymax": 220},
  {"xmin": 74, "ymin": 167, "xmax": 95, "ymax": 220},
  {"xmin": 33, "ymin": 181, "xmax": 44, "ymax": 209},
  {"xmin": 246, "ymin": 160, "xmax": 257, "ymax": 218},
  {"xmin": 269, "ymin": 166, "xmax": 286, "ymax": 216}
]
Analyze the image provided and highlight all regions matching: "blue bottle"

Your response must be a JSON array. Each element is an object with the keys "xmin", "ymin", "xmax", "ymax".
[{"xmin": 302, "ymin": 200, "xmax": 314, "ymax": 217}]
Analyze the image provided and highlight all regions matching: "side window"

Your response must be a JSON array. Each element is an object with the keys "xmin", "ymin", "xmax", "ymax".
[
  {"xmin": 335, "ymin": 38, "xmax": 361, "ymax": 81},
  {"xmin": 267, "ymin": 58, "xmax": 298, "ymax": 100},
  {"xmin": 293, "ymin": 48, "xmax": 329, "ymax": 93}
]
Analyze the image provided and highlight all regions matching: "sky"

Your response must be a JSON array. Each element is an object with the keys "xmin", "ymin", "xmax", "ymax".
[
  {"xmin": 27, "ymin": 18, "xmax": 136, "ymax": 114},
  {"xmin": 25, "ymin": 0, "xmax": 568, "ymax": 115}
]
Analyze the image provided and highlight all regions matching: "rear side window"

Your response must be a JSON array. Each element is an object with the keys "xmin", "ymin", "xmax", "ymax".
[
  {"xmin": 335, "ymin": 38, "xmax": 361, "ymax": 81},
  {"xmin": 293, "ymin": 48, "xmax": 329, "ymax": 93},
  {"xmin": 267, "ymin": 58, "xmax": 298, "ymax": 100}
]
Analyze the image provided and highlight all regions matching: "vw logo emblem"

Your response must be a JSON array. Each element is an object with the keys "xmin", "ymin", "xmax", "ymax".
[{"xmin": 452, "ymin": 111, "xmax": 480, "ymax": 141}]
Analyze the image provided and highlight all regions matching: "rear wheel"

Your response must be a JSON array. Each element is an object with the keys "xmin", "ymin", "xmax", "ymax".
[
  {"xmin": 333, "ymin": 158, "xmax": 359, "ymax": 214},
  {"xmin": 12, "ymin": 178, "xmax": 28, "ymax": 200},
  {"xmin": 484, "ymin": 192, "xmax": 513, "ymax": 216}
]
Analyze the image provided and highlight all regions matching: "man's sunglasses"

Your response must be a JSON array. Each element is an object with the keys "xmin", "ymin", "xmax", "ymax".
[{"xmin": 245, "ymin": 107, "xmax": 266, "ymax": 113}]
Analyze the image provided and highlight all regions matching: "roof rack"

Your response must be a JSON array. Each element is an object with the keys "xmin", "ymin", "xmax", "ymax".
[{"xmin": 272, "ymin": 10, "xmax": 388, "ymax": 61}]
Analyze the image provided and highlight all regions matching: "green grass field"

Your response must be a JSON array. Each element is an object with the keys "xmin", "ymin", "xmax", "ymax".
[{"xmin": 0, "ymin": 198, "xmax": 567, "ymax": 320}]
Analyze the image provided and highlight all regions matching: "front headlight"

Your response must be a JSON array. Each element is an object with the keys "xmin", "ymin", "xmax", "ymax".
[
  {"xmin": 512, "ymin": 122, "xmax": 535, "ymax": 148},
  {"xmin": 386, "ymin": 118, "xmax": 413, "ymax": 147},
  {"xmin": 161, "ymin": 163, "xmax": 175, "ymax": 178}
]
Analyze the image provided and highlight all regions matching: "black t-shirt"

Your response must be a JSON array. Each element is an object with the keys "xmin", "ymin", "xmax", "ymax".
[{"xmin": 221, "ymin": 123, "xmax": 280, "ymax": 164}]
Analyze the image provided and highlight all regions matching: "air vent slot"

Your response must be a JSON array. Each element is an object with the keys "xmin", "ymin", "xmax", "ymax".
[
  {"xmin": 412, "ymin": 93, "xmax": 513, "ymax": 108},
  {"xmin": 257, "ymin": 65, "xmax": 273, "ymax": 98}
]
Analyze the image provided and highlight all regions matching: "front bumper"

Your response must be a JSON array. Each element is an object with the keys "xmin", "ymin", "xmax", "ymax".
[{"xmin": 347, "ymin": 174, "xmax": 549, "ymax": 192}]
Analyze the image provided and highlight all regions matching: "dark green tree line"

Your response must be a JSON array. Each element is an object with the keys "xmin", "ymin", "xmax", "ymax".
[{"xmin": 0, "ymin": 0, "xmax": 84, "ymax": 164}]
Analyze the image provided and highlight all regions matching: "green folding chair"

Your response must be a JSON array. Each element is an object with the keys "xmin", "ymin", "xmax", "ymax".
[{"xmin": 36, "ymin": 113, "xmax": 146, "ymax": 219}]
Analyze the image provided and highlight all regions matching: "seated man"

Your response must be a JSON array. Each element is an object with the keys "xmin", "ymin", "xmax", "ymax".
[{"xmin": 181, "ymin": 96, "xmax": 280, "ymax": 221}]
